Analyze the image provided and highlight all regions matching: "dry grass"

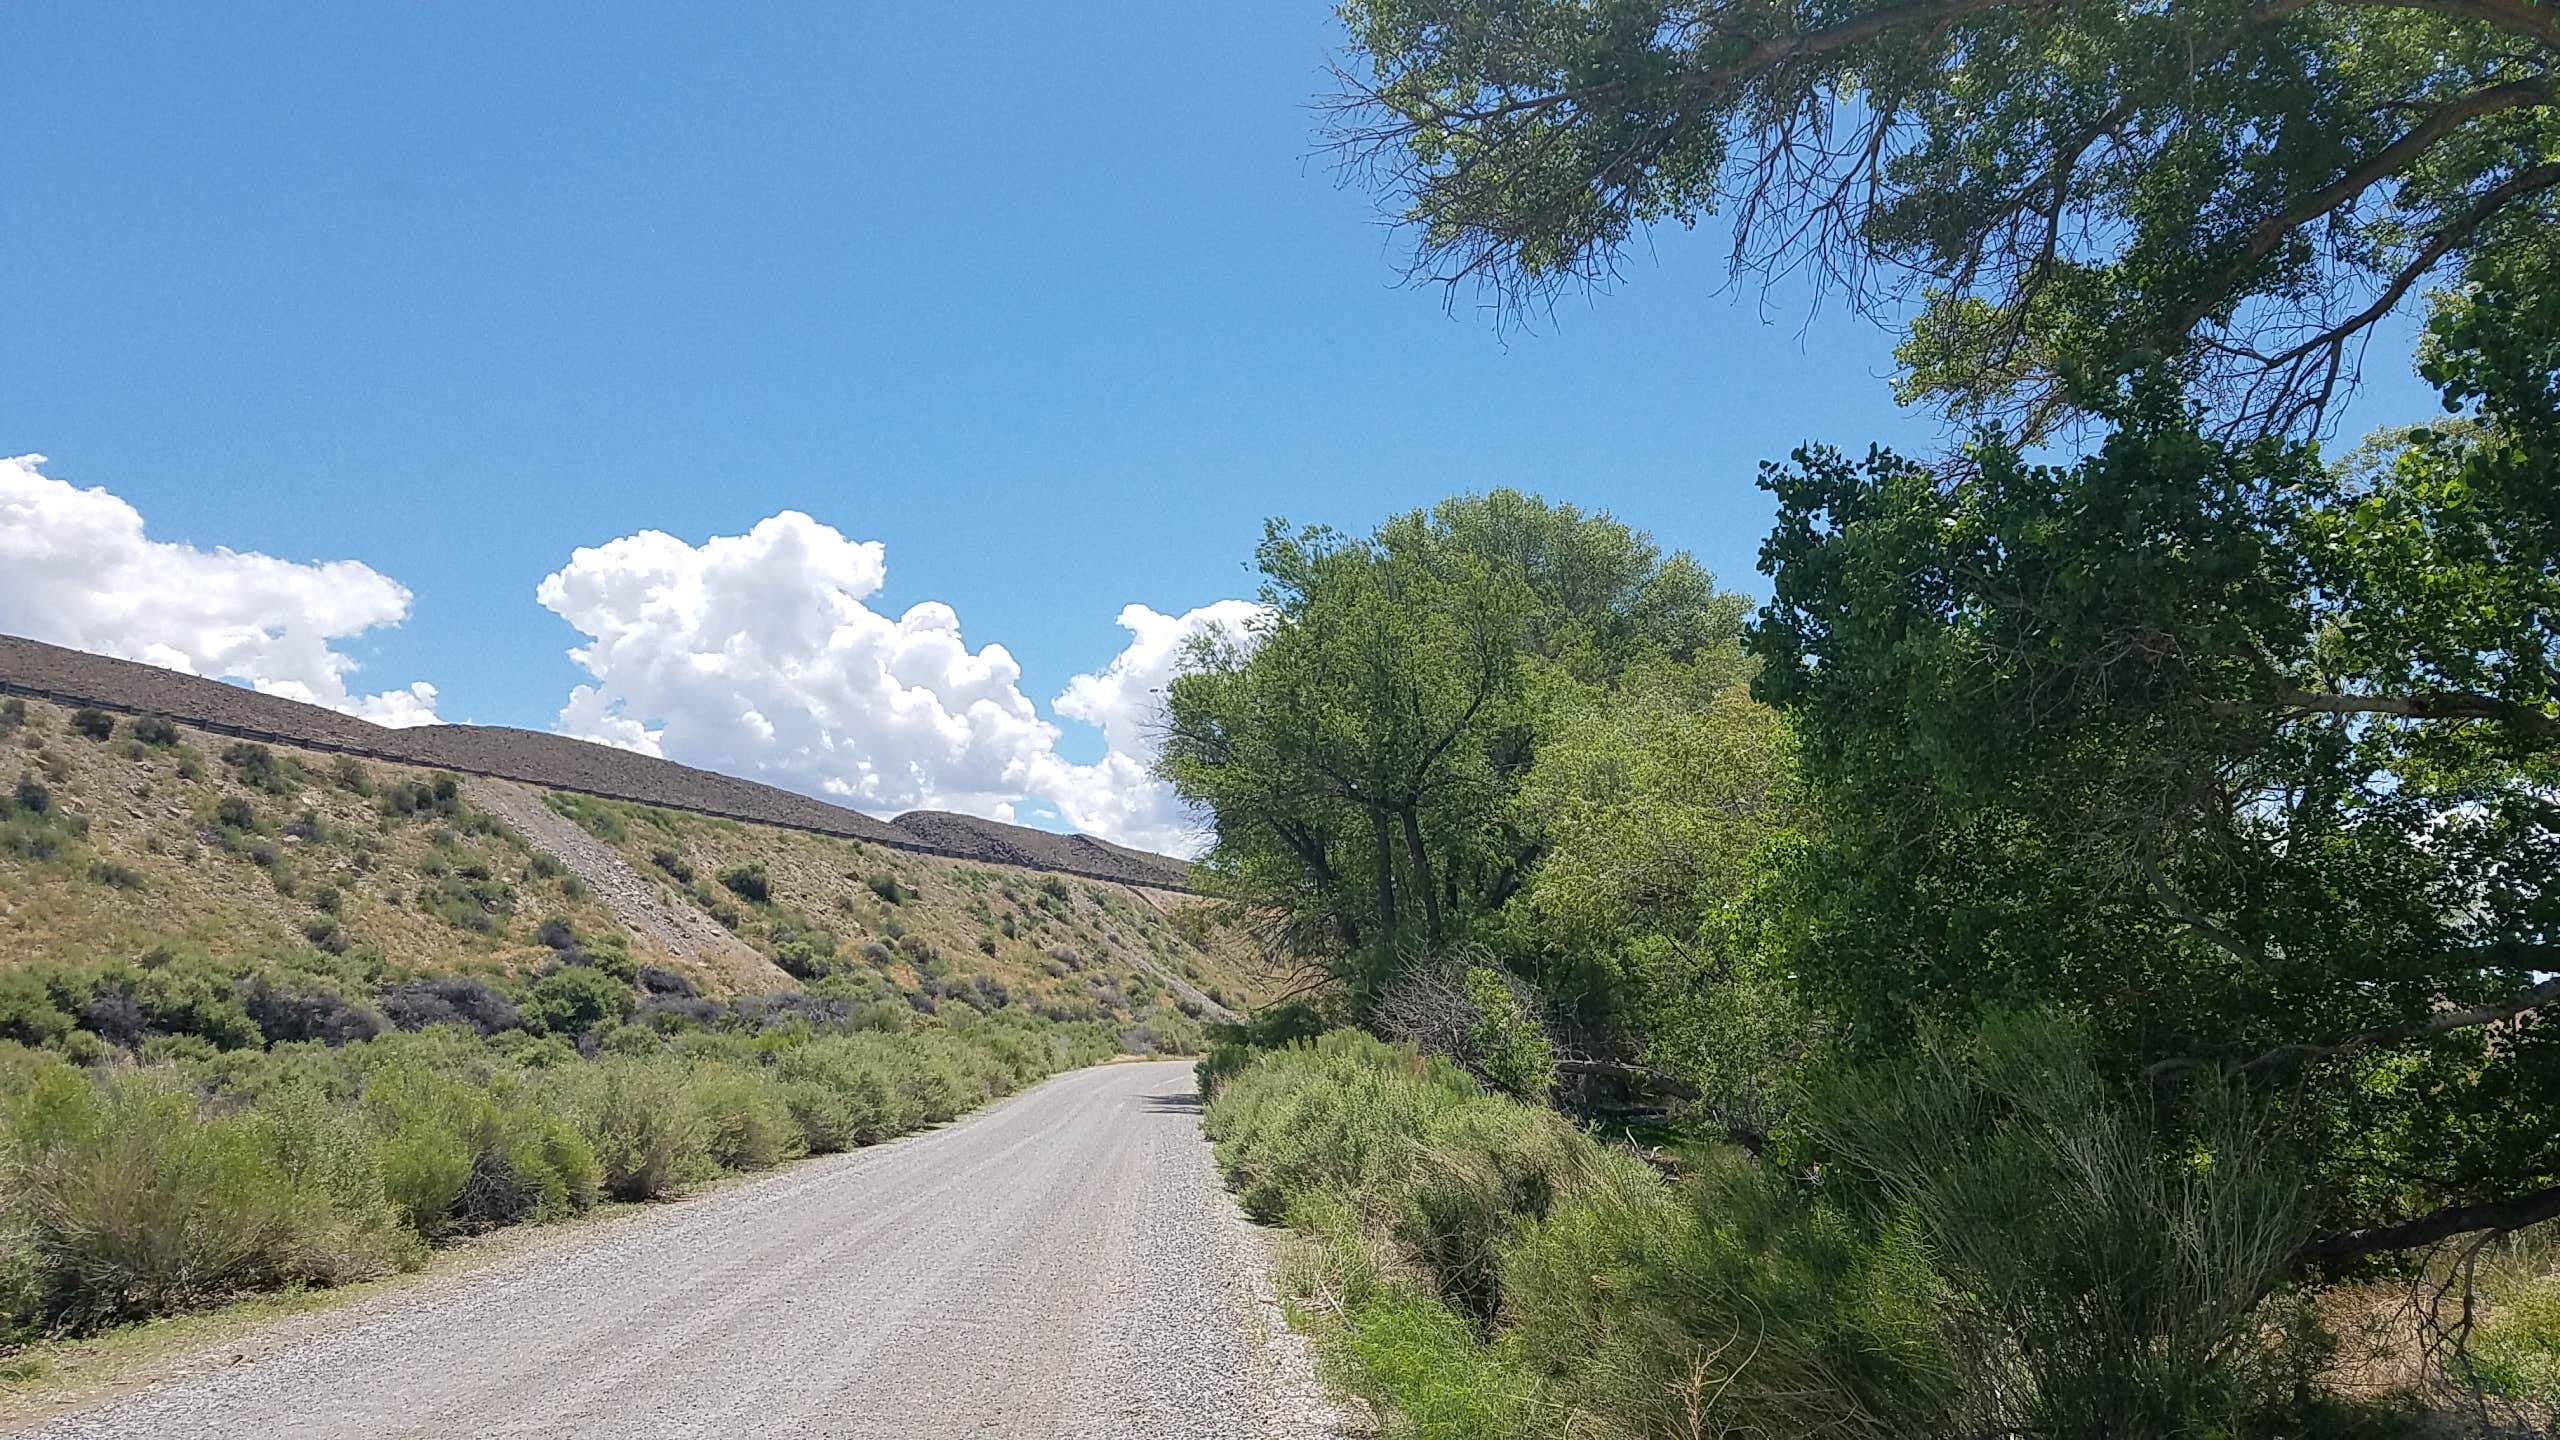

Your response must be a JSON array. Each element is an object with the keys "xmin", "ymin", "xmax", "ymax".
[
  {"xmin": 2317, "ymin": 1226, "xmax": 2560, "ymax": 1436},
  {"xmin": 0, "ymin": 700, "xmax": 637, "ymax": 985},
  {"xmin": 541, "ymin": 793, "xmax": 1268, "ymax": 1027},
  {"xmin": 1, "ymin": 695, "xmax": 1271, "ymax": 1021}
]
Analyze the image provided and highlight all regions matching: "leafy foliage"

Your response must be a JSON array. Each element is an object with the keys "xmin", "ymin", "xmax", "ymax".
[
  {"xmin": 1334, "ymin": 0, "xmax": 2560, "ymax": 439},
  {"xmin": 1163, "ymin": 489, "xmax": 1762, "ymax": 1025},
  {"xmin": 1753, "ymin": 339, "xmax": 2560, "ymax": 1254}
]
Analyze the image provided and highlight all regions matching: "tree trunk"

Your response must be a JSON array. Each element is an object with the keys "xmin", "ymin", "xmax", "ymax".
[
  {"xmin": 1369, "ymin": 807, "xmax": 1399, "ymax": 937},
  {"xmin": 1400, "ymin": 803, "xmax": 1443, "ymax": 945}
]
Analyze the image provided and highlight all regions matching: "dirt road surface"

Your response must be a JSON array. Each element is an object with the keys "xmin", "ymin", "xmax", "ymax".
[{"xmin": 14, "ymin": 1062, "xmax": 1352, "ymax": 1440}]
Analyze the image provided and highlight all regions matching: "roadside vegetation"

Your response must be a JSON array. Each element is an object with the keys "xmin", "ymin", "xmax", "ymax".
[
  {"xmin": 1164, "ymin": 0, "xmax": 2560, "ymax": 1426},
  {"xmin": 2, "ymin": 1006, "xmax": 1116, "ymax": 1341},
  {"xmin": 0, "ymin": 698, "xmax": 1216, "ymax": 1353},
  {"xmin": 1173, "ymin": 83, "xmax": 2560, "ymax": 1420}
]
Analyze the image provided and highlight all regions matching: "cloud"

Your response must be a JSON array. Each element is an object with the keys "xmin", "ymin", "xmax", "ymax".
[
  {"xmin": 538, "ymin": 511, "xmax": 1060, "ymax": 821},
  {"xmin": 1039, "ymin": 600, "xmax": 1269, "ymax": 855},
  {"xmin": 0, "ymin": 453, "xmax": 440, "ymax": 726},
  {"xmin": 538, "ymin": 511, "xmax": 1262, "ymax": 854}
]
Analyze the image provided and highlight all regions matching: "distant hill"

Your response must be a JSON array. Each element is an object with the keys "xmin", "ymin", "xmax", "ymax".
[
  {"xmin": 0, "ymin": 632, "xmax": 1190, "ymax": 891},
  {"xmin": 0, "ymin": 691, "xmax": 1257, "ymax": 1034}
]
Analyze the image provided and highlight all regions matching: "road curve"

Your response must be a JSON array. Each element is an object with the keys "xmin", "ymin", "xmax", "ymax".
[{"xmin": 16, "ymin": 1062, "xmax": 1351, "ymax": 1440}]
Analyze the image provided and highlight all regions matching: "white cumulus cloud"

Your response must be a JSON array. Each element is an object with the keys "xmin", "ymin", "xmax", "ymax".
[
  {"xmin": 538, "ymin": 511, "xmax": 1061, "ymax": 822},
  {"xmin": 0, "ymin": 453, "xmax": 440, "ymax": 726},
  {"xmin": 1037, "ymin": 600, "xmax": 1268, "ymax": 855},
  {"xmin": 538, "ymin": 511, "xmax": 1261, "ymax": 854}
]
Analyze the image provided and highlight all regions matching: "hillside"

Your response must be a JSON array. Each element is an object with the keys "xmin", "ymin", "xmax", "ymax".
[
  {"xmin": 0, "ymin": 694, "xmax": 1265, "ymax": 1053},
  {"xmin": 0, "ymin": 633, "xmax": 1191, "ymax": 890}
]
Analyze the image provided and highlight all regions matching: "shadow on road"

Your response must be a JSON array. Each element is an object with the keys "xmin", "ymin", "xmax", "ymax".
[{"xmin": 1144, "ymin": 1090, "xmax": 1204, "ymax": 1114}]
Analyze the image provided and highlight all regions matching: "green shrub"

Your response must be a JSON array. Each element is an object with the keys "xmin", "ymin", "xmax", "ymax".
[
  {"xmin": 69, "ymin": 709, "xmax": 115, "ymax": 742},
  {"xmin": 381, "ymin": 775, "xmax": 462, "ymax": 819},
  {"xmin": 1805, "ymin": 1014, "xmax": 2317, "ymax": 1438},
  {"xmin": 1504, "ymin": 1148, "xmax": 1955, "ymax": 1434},
  {"xmin": 546, "ymin": 792, "xmax": 625, "ymax": 842},
  {"xmin": 220, "ymin": 741, "xmax": 297, "ymax": 794},
  {"xmin": 131, "ymin": 715, "xmax": 180, "ymax": 747},
  {"xmin": 86, "ymin": 859, "xmax": 145, "ymax": 891},
  {"xmin": 1210, "ymin": 1017, "xmax": 2357, "ymax": 1440},
  {"xmin": 1, "ymin": 774, "xmax": 88, "ymax": 865},
  {"xmin": 717, "ymin": 862, "xmax": 771, "ymax": 904},
  {"xmin": 772, "ymin": 1039, "xmax": 909, "ymax": 1146},
  {"xmin": 1206, "ymin": 1033, "xmax": 1956, "ymax": 1436},
  {"xmin": 1330, "ymin": 1286, "xmax": 1535, "ymax": 1440},
  {"xmin": 573, "ymin": 1059, "xmax": 713, "ymax": 1200},
  {"xmin": 0, "ymin": 984, "xmax": 1115, "ymax": 1335},
  {"xmin": 1, "ymin": 1066, "xmax": 411, "ymax": 1330},
  {"xmin": 649, "ymin": 847, "xmax": 694, "ymax": 883},
  {"xmin": 366, "ymin": 1065, "xmax": 599, "ymax": 1236},
  {"xmin": 524, "ymin": 966, "xmax": 633, "ymax": 1037},
  {"xmin": 416, "ymin": 871, "xmax": 516, "ymax": 933},
  {"xmin": 0, "ymin": 971, "xmax": 82, "ymax": 1053},
  {"xmin": 375, "ymin": 1111, "xmax": 472, "ymax": 1236},
  {"xmin": 690, "ymin": 1066, "xmax": 803, "ymax": 1172}
]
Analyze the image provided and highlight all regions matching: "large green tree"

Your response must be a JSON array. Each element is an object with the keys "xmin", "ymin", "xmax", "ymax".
[
  {"xmin": 1333, "ymin": 0, "xmax": 2558, "ymax": 438},
  {"xmin": 1160, "ymin": 490, "xmax": 1755, "ymax": 1008},
  {"xmin": 1750, "ymin": 256, "xmax": 2560, "ymax": 1262}
]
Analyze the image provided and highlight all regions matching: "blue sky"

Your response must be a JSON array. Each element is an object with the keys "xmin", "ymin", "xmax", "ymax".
[{"xmin": 1, "ymin": 2, "xmax": 2443, "ymax": 843}]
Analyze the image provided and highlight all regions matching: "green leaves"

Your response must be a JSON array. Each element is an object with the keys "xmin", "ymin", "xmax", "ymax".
[
  {"xmin": 1337, "ymin": 0, "xmax": 2560, "ymax": 438},
  {"xmin": 1162, "ymin": 488, "xmax": 1756, "ymax": 1010},
  {"xmin": 1752, "ymin": 322, "xmax": 2560, "ymax": 1252}
]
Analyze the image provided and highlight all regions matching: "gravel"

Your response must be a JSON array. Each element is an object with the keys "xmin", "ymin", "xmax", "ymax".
[
  {"xmin": 13, "ymin": 1062, "xmax": 1357, "ymax": 1440},
  {"xmin": 462, "ymin": 777, "xmax": 769, "ymax": 979}
]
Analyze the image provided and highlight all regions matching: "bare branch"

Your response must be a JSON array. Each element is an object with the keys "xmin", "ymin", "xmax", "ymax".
[
  {"xmin": 2270, "ymin": 685, "xmax": 2560, "ymax": 745},
  {"xmin": 2299, "ymin": 1184, "xmax": 2560, "ymax": 1268},
  {"xmin": 2148, "ymin": 969, "xmax": 2560, "ymax": 1082}
]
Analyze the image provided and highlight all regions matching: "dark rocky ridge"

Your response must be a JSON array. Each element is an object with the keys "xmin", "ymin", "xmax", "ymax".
[{"xmin": 0, "ymin": 632, "xmax": 1191, "ymax": 891}]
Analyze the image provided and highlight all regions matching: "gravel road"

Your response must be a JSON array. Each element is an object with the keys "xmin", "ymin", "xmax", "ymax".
[{"xmin": 14, "ymin": 1063, "xmax": 1354, "ymax": 1440}]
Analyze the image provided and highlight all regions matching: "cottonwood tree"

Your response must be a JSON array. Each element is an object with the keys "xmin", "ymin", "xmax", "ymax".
[
  {"xmin": 1160, "ymin": 491, "xmax": 1751, "ymax": 1005},
  {"xmin": 1332, "ymin": 0, "xmax": 2559, "ymax": 439},
  {"xmin": 1751, "ymin": 256, "xmax": 2559, "ymax": 1264}
]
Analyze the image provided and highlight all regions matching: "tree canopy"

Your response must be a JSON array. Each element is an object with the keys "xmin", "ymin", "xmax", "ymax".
[
  {"xmin": 1160, "ymin": 490, "xmax": 1771, "ymax": 1033},
  {"xmin": 1333, "ymin": 0, "xmax": 2560, "ymax": 438},
  {"xmin": 1751, "ymin": 249, "xmax": 2560, "ymax": 1260}
]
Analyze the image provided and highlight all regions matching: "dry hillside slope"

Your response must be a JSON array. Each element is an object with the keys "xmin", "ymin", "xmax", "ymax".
[
  {"xmin": 0, "ymin": 633, "xmax": 1192, "ymax": 890},
  {"xmin": 0, "ymin": 695, "xmax": 1267, "ymax": 1047}
]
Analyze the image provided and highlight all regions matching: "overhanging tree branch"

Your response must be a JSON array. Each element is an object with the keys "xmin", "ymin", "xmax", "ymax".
[
  {"xmin": 2170, "ymin": 78, "xmax": 2556, "ymax": 340},
  {"xmin": 2270, "ymin": 685, "xmax": 2560, "ymax": 745},
  {"xmin": 2148, "ymin": 969, "xmax": 2560, "ymax": 1081},
  {"xmin": 2298, "ymin": 1184, "xmax": 2560, "ymax": 1267}
]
